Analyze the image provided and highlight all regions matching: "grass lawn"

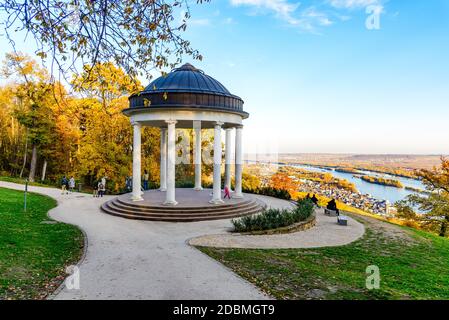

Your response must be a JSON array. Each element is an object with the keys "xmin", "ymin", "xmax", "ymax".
[
  {"xmin": 0, "ymin": 187, "xmax": 84, "ymax": 299},
  {"xmin": 199, "ymin": 213, "xmax": 449, "ymax": 300},
  {"xmin": 0, "ymin": 176, "xmax": 53, "ymax": 188},
  {"xmin": 0, "ymin": 176, "xmax": 95, "ymax": 195}
]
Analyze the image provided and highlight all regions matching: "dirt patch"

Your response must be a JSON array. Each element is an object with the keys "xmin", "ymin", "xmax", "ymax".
[
  {"xmin": 3, "ymin": 266, "xmax": 30, "ymax": 279},
  {"xmin": 344, "ymin": 212, "xmax": 417, "ymax": 244}
]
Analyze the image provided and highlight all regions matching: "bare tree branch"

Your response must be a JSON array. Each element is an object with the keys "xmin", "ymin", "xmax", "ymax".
[{"xmin": 0, "ymin": 0, "xmax": 207, "ymax": 82}]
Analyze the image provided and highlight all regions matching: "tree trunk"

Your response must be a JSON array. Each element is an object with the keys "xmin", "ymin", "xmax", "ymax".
[
  {"xmin": 10, "ymin": 116, "xmax": 15, "ymax": 143},
  {"xmin": 28, "ymin": 144, "xmax": 37, "ymax": 182},
  {"xmin": 440, "ymin": 218, "xmax": 448, "ymax": 237},
  {"xmin": 19, "ymin": 129, "xmax": 28, "ymax": 178},
  {"xmin": 41, "ymin": 159, "xmax": 47, "ymax": 182}
]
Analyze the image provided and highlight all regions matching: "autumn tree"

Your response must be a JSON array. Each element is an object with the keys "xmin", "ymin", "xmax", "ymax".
[
  {"xmin": 241, "ymin": 172, "xmax": 261, "ymax": 191},
  {"xmin": 269, "ymin": 172, "xmax": 299, "ymax": 197},
  {"xmin": 1, "ymin": 52, "xmax": 60, "ymax": 182},
  {"xmin": 396, "ymin": 157, "xmax": 449, "ymax": 237},
  {"xmin": 394, "ymin": 200, "xmax": 418, "ymax": 220},
  {"xmin": 1, "ymin": 57, "xmax": 222, "ymax": 192},
  {"xmin": 0, "ymin": 0, "xmax": 207, "ymax": 79},
  {"xmin": 72, "ymin": 62, "xmax": 161, "ymax": 192},
  {"xmin": 41, "ymin": 84, "xmax": 80, "ymax": 181},
  {"xmin": 323, "ymin": 172, "xmax": 333, "ymax": 183},
  {"xmin": 0, "ymin": 85, "xmax": 22, "ymax": 174}
]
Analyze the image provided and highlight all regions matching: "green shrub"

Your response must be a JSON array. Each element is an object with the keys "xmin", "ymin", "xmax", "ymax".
[
  {"xmin": 232, "ymin": 199, "xmax": 314, "ymax": 232},
  {"xmin": 175, "ymin": 180, "xmax": 213, "ymax": 188},
  {"xmin": 242, "ymin": 186, "xmax": 291, "ymax": 200}
]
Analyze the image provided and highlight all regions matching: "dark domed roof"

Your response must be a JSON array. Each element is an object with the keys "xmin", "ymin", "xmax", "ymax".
[
  {"xmin": 127, "ymin": 63, "xmax": 246, "ymax": 117},
  {"xmin": 143, "ymin": 63, "xmax": 232, "ymax": 96}
]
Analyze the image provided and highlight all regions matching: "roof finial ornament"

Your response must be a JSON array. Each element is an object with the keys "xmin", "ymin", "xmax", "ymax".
[{"xmin": 172, "ymin": 63, "xmax": 204, "ymax": 73}]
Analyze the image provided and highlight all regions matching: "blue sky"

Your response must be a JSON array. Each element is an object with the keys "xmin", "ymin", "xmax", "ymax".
[
  {"xmin": 180, "ymin": 0, "xmax": 449, "ymax": 154},
  {"xmin": 1, "ymin": 0, "xmax": 449, "ymax": 154}
]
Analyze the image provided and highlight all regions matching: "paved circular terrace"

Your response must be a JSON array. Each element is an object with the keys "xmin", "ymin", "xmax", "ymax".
[
  {"xmin": 1, "ymin": 181, "xmax": 365, "ymax": 299},
  {"xmin": 101, "ymin": 189, "xmax": 266, "ymax": 221}
]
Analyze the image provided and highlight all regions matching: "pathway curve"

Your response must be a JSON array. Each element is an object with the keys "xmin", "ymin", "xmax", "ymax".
[
  {"xmin": 1, "ymin": 181, "xmax": 272, "ymax": 299},
  {"xmin": 1, "ymin": 181, "xmax": 364, "ymax": 299}
]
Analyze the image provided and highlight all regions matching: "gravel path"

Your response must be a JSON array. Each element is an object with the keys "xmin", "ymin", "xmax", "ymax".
[
  {"xmin": 1, "ymin": 181, "xmax": 364, "ymax": 299},
  {"xmin": 189, "ymin": 208, "xmax": 365, "ymax": 249},
  {"xmin": 1, "ymin": 182, "xmax": 275, "ymax": 300}
]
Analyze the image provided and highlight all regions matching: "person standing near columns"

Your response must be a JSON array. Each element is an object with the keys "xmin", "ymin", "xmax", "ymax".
[
  {"xmin": 131, "ymin": 121, "xmax": 143, "ymax": 201},
  {"xmin": 233, "ymin": 125, "xmax": 243, "ymax": 198},
  {"xmin": 224, "ymin": 127, "xmax": 233, "ymax": 192},
  {"xmin": 193, "ymin": 120, "xmax": 202, "ymax": 190},
  {"xmin": 160, "ymin": 127, "xmax": 167, "ymax": 191},
  {"xmin": 210, "ymin": 121, "xmax": 224, "ymax": 204},
  {"xmin": 164, "ymin": 120, "xmax": 178, "ymax": 205}
]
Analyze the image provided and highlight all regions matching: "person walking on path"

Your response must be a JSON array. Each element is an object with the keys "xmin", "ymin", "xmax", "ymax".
[
  {"xmin": 69, "ymin": 176, "xmax": 76, "ymax": 193},
  {"xmin": 143, "ymin": 170, "xmax": 149, "ymax": 191},
  {"xmin": 98, "ymin": 180, "xmax": 106, "ymax": 197},
  {"xmin": 97, "ymin": 181, "xmax": 104, "ymax": 197},
  {"xmin": 223, "ymin": 186, "xmax": 231, "ymax": 199},
  {"xmin": 125, "ymin": 176, "xmax": 132, "ymax": 193},
  {"xmin": 93, "ymin": 181, "xmax": 98, "ymax": 197},
  {"xmin": 61, "ymin": 176, "xmax": 69, "ymax": 195}
]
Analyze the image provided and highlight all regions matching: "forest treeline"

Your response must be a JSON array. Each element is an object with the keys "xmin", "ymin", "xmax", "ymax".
[{"xmin": 0, "ymin": 53, "xmax": 214, "ymax": 192}]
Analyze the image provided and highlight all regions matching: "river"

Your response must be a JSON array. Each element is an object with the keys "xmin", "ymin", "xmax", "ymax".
[{"xmin": 291, "ymin": 164, "xmax": 424, "ymax": 204}]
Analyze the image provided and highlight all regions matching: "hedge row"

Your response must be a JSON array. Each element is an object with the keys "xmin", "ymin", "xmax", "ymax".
[
  {"xmin": 232, "ymin": 199, "xmax": 314, "ymax": 232},
  {"xmin": 242, "ymin": 186, "xmax": 291, "ymax": 200}
]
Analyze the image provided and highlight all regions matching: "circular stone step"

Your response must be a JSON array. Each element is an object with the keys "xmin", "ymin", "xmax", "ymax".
[
  {"xmin": 103, "ymin": 200, "xmax": 263, "ymax": 218},
  {"xmin": 110, "ymin": 198, "xmax": 258, "ymax": 214},
  {"xmin": 100, "ymin": 189, "xmax": 266, "ymax": 222}
]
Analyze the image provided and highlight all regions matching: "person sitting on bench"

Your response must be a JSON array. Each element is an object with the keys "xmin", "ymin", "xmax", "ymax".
[
  {"xmin": 311, "ymin": 194, "xmax": 319, "ymax": 206},
  {"xmin": 326, "ymin": 199, "xmax": 340, "ymax": 215}
]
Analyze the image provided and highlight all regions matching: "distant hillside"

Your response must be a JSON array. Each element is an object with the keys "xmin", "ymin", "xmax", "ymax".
[{"xmin": 275, "ymin": 154, "xmax": 443, "ymax": 171}]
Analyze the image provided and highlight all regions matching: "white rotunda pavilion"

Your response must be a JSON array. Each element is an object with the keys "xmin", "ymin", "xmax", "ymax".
[{"xmin": 124, "ymin": 63, "xmax": 248, "ymax": 206}]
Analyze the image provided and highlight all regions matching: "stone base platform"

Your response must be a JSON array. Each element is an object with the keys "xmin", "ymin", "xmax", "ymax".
[{"xmin": 101, "ymin": 188, "xmax": 266, "ymax": 222}]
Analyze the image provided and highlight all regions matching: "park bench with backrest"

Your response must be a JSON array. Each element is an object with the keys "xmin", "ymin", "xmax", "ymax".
[{"xmin": 337, "ymin": 215, "xmax": 348, "ymax": 226}]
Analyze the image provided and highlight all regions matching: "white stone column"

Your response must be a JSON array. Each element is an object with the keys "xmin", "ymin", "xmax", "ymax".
[
  {"xmin": 131, "ymin": 121, "xmax": 143, "ymax": 201},
  {"xmin": 164, "ymin": 120, "xmax": 177, "ymax": 205},
  {"xmin": 224, "ymin": 128, "xmax": 233, "ymax": 191},
  {"xmin": 233, "ymin": 125, "xmax": 243, "ymax": 198},
  {"xmin": 193, "ymin": 120, "xmax": 202, "ymax": 190},
  {"xmin": 159, "ymin": 127, "xmax": 167, "ymax": 191},
  {"xmin": 210, "ymin": 121, "xmax": 224, "ymax": 204}
]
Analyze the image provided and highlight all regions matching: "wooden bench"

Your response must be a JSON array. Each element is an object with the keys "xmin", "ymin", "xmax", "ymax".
[
  {"xmin": 337, "ymin": 216, "xmax": 348, "ymax": 226},
  {"xmin": 324, "ymin": 209, "xmax": 339, "ymax": 217}
]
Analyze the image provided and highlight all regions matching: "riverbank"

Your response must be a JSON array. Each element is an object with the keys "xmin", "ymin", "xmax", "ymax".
[
  {"xmin": 249, "ymin": 161, "xmax": 424, "ymax": 205},
  {"xmin": 291, "ymin": 162, "xmax": 418, "ymax": 179},
  {"xmin": 253, "ymin": 163, "xmax": 402, "ymax": 214}
]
